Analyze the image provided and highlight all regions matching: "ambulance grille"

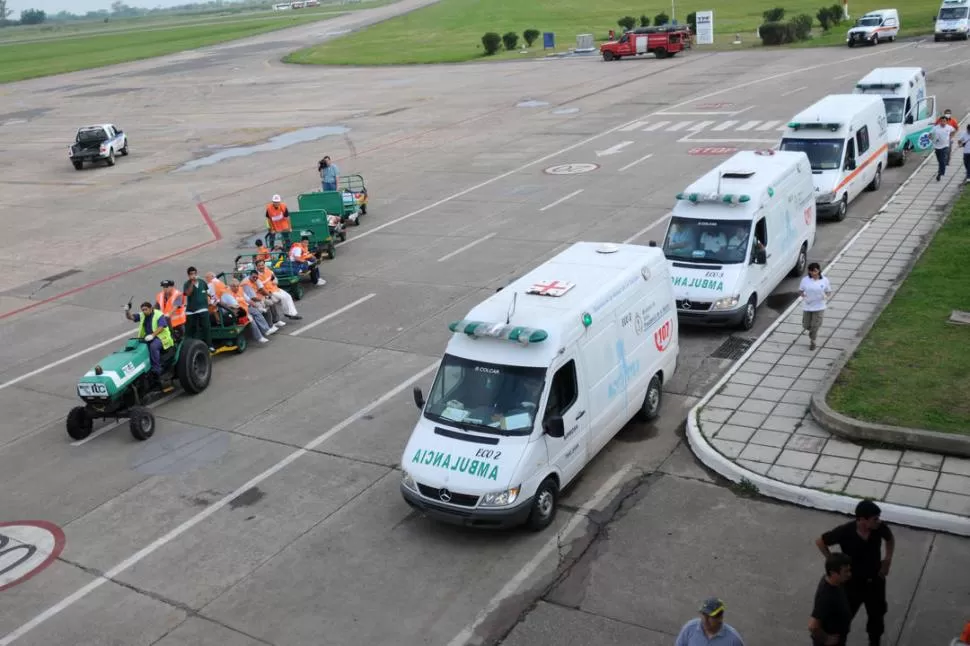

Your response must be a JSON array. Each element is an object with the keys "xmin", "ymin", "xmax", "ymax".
[
  {"xmin": 711, "ymin": 336, "xmax": 755, "ymax": 360},
  {"xmin": 417, "ymin": 483, "xmax": 480, "ymax": 507}
]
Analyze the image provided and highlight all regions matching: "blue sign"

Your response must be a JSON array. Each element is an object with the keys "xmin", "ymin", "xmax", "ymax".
[{"xmin": 543, "ymin": 32, "xmax": 555, "ymax": 49}]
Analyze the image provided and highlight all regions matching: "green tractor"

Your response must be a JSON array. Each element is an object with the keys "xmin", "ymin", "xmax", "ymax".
[{"xmin": 67, "ymin": 333, "xmax": 212, "ymax": 442}]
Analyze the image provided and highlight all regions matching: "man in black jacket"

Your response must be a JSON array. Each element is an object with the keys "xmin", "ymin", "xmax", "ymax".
[{"xmin": 815, "ymin": 500, "xmax": 895, "ymax": 646}]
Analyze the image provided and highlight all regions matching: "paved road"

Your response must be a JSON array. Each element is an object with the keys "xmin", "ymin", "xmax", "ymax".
[{"xmin": 0, "ymin": 19, "xmax": 968, "ymax": 646}]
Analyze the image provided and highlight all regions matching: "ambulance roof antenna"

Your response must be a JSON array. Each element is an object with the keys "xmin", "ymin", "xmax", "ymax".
[{"xmin": 506, "ymin": 292, "xmax": 517, "ymax": 324}]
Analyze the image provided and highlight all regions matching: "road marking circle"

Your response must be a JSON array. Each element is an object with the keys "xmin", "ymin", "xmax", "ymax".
[
  {"xmin": 0, "ymin": 521, "xmax": 66, "ymax": 592},
  {"xmin": 543, "ymin": 163, "xmax": 599, "ymax": 175}
]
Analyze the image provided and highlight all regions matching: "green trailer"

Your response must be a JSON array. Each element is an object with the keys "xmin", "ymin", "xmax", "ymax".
[
  {"xmin": 297, "ymin": 190, "xmax": 361, "ymax": 226},
  {"xmin": 289, "ymin": 208, "xmax": 340, "ymax": 257}
]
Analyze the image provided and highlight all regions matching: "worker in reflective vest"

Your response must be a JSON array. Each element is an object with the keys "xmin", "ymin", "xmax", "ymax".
[
  {"xmin": 229, "ymin": 279, "xmax": 272, "ymax": 344},
  {"xmin": 288, "ymin": 236, "xmax": 326, "ymax": 286},
  {"xmin": 254, "ymin": 258, "xmax": 301, "ymax": 320},
  {"xmin": 265, "ymin": 194, "xmax": 291, "ymax": 250},
  {"xmin": 155, "ymin": 280, "xmax": 186, "ymax": 332},
  {"xmin": 254, "ymin": 239, "xmax": 271, "ymax": 263},
  {"xmin": 124, "ymin": 301, "xmax": 173, "ymax": 384}
]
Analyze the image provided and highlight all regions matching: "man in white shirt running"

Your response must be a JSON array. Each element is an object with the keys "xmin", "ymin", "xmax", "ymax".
[{"xmin": 932, "ymin": 116, "xmax": 956, "ymax": 181}]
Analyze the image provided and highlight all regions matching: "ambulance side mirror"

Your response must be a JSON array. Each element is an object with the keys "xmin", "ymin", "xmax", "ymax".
[
  {"xmin": 543, "ymin": 416, "xmax": 565, "ymax": 438},
  {"xmin": 413, "ymin": 387, "xmax": 425, "ymax": 410},
  {"xmin": 905, "ymin": 114, "xmax": 914, "ymax": 125}
]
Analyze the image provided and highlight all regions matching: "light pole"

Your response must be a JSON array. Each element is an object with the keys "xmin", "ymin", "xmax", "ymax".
[{"xmin": 671, "ymin": 0, "xmax": 676, "ymax": 22}]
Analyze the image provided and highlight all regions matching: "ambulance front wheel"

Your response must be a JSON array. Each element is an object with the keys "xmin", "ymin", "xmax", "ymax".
[
  {"xmin": 525, "ymin": 477, "xmax": 559, "ymax": 532},
  {"xmin": 739, "ymin": 295, "xmax": 757, "ymax": 331}
]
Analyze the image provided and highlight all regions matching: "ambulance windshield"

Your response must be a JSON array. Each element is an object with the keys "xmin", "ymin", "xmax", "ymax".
[
  {"xmin": 857, "ymin": 16, "xmax": 882, "ymax": 26},
  {"xmin": 424, "ymin": 354, "xmax": 546, "ymax": 436},
  {"xmin": 779, "ymin": 138, "xmax": 844, "ymax": 171},
  {"xmin": 940, "ymin": 6, "xmax": 969, "ymax": 19},
  {"xmin": 663, "ymin": 217, "xmax": 753, "ymax": 264}
]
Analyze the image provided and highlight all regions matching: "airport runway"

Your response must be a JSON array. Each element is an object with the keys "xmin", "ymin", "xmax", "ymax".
[{"xmin": 1, "ymin": 14, "xmax": 969, "ymax": 645}]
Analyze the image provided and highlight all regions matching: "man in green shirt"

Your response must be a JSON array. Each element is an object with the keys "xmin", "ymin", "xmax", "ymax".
[{"xmin": 182, "ymin": 266, "xmax": 214, "ymax": 353}]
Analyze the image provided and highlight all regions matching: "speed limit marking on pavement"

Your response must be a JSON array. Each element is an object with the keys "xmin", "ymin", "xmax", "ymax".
[
  {"xmin": 0, "ymin": 520, "xmax": 66, "ymax": 592},
  {"xmin": 544, "ymin": 163, "xmax": 600, "ymax": 175}
]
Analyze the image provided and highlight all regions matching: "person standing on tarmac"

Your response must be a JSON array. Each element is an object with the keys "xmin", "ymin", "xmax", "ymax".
[
  {"xmin": 815, "ymin": 500, "xmax": 895, "ymax": 646},
  {"xmin": 265, "ymin": 194, "xmax": 292, "ymax": 250},
  {"xmin": 183, "ymin": 266, "xmax": 214, "ymax": 353},
  {"xmin": 674, "ymin": 598, "xmax": 745, "ymax": 646}
]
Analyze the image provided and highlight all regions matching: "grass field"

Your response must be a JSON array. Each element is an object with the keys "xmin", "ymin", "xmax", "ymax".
[
  {"xmin": 285, "ymin": 0, "xmax": 940, "ymax": 66},
  {"xmin": 0, "ymin": 1, "xmax": 393, "ymax": 84},
  {"xmin": 827, "ymin": 188, "xmax": 970, "ymax": 436}
]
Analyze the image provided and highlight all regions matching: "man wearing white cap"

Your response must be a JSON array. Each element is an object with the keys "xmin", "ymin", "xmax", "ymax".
[{"xmin": 265, "ymin": 194, "xmax": 291, "ymax": 250}]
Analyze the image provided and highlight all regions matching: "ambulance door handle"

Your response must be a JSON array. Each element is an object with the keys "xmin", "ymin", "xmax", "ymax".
[{"xmin": 575, "ymin": 410, "xmax": 586, "ymax": 420}]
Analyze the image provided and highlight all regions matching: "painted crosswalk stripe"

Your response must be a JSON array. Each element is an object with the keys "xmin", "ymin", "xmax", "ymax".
[
  {"xmin": 619, "ymin": 120, "xmax": 649, "ymax": 132},
  {"xmin": 777, "ymin": 124, "xmax": 789, "ymax": 131},
  {"xmin": 737, "ymin": 120, "xmax": 761, "ymax": 131},
  {"xmin": 756, "ymin": 120, "xmax": 781, "ymax": 131},
  {"xmin": 667, "ymin": 121, "xmax": 693, "ymax": 131},
  {"xmin": 643, "ymin": 121, "xmax": 670, "ymax": 131},
  {"xmin": 712, "ymin": 121, "xmax": 738, "ymax": 131},
  {"xmin": 690, "ymin": 120, "xmax": 716, "ymax": 131}
]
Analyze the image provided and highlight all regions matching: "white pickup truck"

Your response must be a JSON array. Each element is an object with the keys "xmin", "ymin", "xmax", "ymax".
[{"xmin": 69, "ymin": 124, "xmax": 128, "ymax": 170}]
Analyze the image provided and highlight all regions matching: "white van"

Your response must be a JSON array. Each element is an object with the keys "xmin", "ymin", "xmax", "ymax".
[
  {"xmin": 936, "ymin": 0, "xmax": 970, "ymax": 40},
  {"xmin": 854, "ymin": 67, "xmax": 937, "ymax": 166},
  {"xmin": 401, "ymin": 242, "xmax": 678, "ymax": 531},
  {"xmin": 780, "ymin": 94, "xmax": 889, "ymax": 222},
  {"xmin": 847, "ymin": 9, "xmax": 900, "ymax": 46},
  {"xmin": 660, "ymin": 149, "xmax": 816, "ymax": 331}
]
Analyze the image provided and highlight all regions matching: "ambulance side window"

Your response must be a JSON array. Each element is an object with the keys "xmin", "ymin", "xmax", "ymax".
[
  {"xmin": 546, "ymin": 360, "xmax": 578, "ymax": 418},
  {"xmin": 856, "ymin": 126, "xmax": 870, "ymax": 155}
]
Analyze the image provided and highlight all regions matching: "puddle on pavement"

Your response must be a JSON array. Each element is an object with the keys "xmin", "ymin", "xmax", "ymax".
[
  {"xmin": 517, "ymin": 99, "xmax": 550, "ymax": 108},
  {"xmin": 764, "ymin": 291, "xmax": 799, "ymax": 311},
  {"xmin": 614, "ymin": 419, "xmax": 659, "ymax": 443},
  {"xmin": 173, "ymin": 125, "xmax": 350, "ymax": 173}
]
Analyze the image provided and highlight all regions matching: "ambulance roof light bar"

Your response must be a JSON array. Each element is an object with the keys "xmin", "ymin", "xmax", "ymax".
[
  {"xmin": 448, "ymin": 320, "xmax": 549, "ymax": 345},
  {"xmin": 675, "ymin": 192, "xmax": 751, "ymax": 205}
]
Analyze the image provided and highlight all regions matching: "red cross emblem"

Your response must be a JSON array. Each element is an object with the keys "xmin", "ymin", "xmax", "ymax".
[{"xmin": 527, "ymin": 280, "xmax": 574, "ymax": 297}]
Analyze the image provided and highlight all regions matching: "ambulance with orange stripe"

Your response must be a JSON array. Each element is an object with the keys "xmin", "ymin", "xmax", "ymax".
[
  {"xmin": 846, "ymin": 9, "xmax": 900, "ymax": 46},
  {"xmin": 779, "ymin": 94, "xmax": 889, "ymax": 222}
]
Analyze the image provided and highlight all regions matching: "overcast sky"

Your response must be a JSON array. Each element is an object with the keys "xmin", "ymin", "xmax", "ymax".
[{"xmin": 8, "ymin": 0, "xmax": 199, "ymax": 18}]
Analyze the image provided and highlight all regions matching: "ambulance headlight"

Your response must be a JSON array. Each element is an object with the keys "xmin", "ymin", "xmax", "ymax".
[
  {"xmin": 480, "ymin": 485, "xmax": 521, "ymax": 507},
  {"xmin": 817, "ymin": 191, "xmax": 836, "ymax": 204},
  {"xmin": 711, "ymin": 295, "xmax": 740, "ymax": 311},
  {"xmin": 401, "ymin": 470, "xmax": 418, "ymax": 492}
]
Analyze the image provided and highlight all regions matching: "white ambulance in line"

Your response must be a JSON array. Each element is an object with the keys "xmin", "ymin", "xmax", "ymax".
[
  {"xmin": 846, "ymin": 8, "xmax": 900, "ymax": 46},
  {"xmin": 853, "ymin": 67, "xmax": 937, "ymax": 167},
  {"xmin": 936, "ymin": 0, "xmax": 970, "ymax": 40},
  {"xmin": 660, "ymin": 149, "xmax": 817, "ymax": 331},
  {"xmin": 401, "ymin": 242, "xmax": 678, "ymax": 531},
  {"xmin": 779, "ymin": 94, "xmax": 889, "ymax": 221}
]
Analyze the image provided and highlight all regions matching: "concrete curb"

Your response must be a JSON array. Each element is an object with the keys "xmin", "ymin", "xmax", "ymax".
[{"xmin": 684, "ymin": 139, "xmax": 970, "ymax": 537}]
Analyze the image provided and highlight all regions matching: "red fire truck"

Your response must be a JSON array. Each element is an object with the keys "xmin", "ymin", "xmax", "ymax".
[{"xmin": 599, "ymin": 25, "xmax": 691, "ymax": 61}]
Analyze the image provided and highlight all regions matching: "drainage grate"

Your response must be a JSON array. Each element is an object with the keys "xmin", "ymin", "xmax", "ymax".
[{"xmin": 710, "ymin": 336, "xmax": 755, "ymax": 360}]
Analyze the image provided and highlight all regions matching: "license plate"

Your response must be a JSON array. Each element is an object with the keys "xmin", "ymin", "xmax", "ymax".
[{"xmin": 77, "ymin": 382, "xmax": 108, "ymax": 397}]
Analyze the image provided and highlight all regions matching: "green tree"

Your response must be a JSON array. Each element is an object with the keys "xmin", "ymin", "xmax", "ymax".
[
  {"xmin": 20, "ymin": 8, "xmax": 46, "ymax": 24},
  {"xmin": 654, "ymin": 11, "xmax": 670, "ymax": 25},
  {"xmin": 523, "ymin": 29, "xmax": 540, "ymax": 46},
  {"xmin": 502, "ymin": 31, "xmax": 519, "ymax": 50},
  {"xmin": 763, "ymin": 7, "xmax": 786, "ymax": 21},
  {"xmin": 618, "ymin": 15, "xmax": 636, "ymax": 31},
  {"xmin": 481, "ymin": 32, "xmax": 502, "ymax": 55},
  {"xmin": 639, "ymin": 14, "xmax": 650, "ymax": 27}
]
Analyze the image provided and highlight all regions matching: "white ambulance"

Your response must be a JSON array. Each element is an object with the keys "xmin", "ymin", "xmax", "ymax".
[
  {"xmin": 401, "ymin": 242, "xmax": 678, "ymax": 531},
  {"xmin": 846, "ymin": 8, "xmax": 900, "ymax": 46},
  {"xmin": 780, "ymin": 94, "xmax": 889, "ymax": 221},
  {"xmin": 853, "ymin": 67, "xmax": 936, "ymax": 167},
  {"xmin": 661, "ymin": 149, "xmax": 817, "ymax": 331},
  {"xmin": 936, "ymin": 0, "xmax": 970, "ymax": 40}
]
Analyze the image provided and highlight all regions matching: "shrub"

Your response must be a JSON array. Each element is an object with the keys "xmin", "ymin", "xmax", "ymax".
[
  {"xmin": 481, "ymin": 32, "xmax": 501, "ymax": 55},
  {"xmin": 640, "ymin": 14, "xmax": 650, "ymax": 27},
  {"xmin": 502, "ymin": 31, "xmax": 519, "ymax": 50},
  {"xmin": 618, "ymin": 15, "xmax": 636, "ymax": 31},
  {"xmin": 759, "ymin": 21, "xmax": 796, "ymax": 45},
  {"xmin": 763, "ymin": 7, "xmax": 786, "ymax": 22},
  {"xmin": 687, "ymin": 11, "xmax": 697, "ymax": 31},
  {"xmin": 654, "ymin": 11, "xmax": 670, "ymax": 25},
  {"xmin": 523, "ymin": 28, "xmax": 540, "ymax": 46},
  {"xmin": 792, "ymin": 13, "xmax": 813, "ymax": 39},
  {"xmin": 817, "ymin": 7, "xmax": 833, "ymax": 30},
  {"xmin": 829, "ymin": 3, "xmax": 844, "ymax": 25}
]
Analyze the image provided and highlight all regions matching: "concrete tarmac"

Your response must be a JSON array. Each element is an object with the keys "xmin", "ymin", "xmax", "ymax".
[{"xmin": 0, "ymin": 15, "xmax": 968, "ymax": 645}]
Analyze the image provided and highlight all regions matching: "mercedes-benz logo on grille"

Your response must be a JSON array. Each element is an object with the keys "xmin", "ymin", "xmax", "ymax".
[
  {"xmin": 438, "ymin": 488, "xmax": 452, "ymax": 502},
  {"xmin": 682, "ymin": 300, "xmax": 692, "ymax": 310}
]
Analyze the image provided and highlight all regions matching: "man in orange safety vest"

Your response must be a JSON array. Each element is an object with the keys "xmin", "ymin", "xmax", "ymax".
[
  {"xmin": 155, "ymin": 280, "xmax": 186, "ymax": 338},
  {"xmin": 265, "ymin": 194, "xmax": 291, "ymax": 250}
]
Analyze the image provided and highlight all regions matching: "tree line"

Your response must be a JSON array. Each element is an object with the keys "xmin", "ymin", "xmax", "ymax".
[{"xmin": 0, "ymin": 0, "xmax": 286, "ymax": 27}]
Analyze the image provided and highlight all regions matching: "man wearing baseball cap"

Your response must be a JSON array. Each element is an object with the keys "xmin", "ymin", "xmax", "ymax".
[
  {"xmin": 265, "ymin": 194, "xmax": 291, "ymax": 250},
  {"xmin": 674, "ymin": 597, "xmax": 746, "ymax": 646}
]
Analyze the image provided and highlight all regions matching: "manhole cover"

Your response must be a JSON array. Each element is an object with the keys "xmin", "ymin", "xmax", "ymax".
[
  {"xmin": 710, "ymin": 336, "xmax": 755, "ymax": 360},
  {"xmin": 544, "ymin": 163, "xmax": 599, "ymax": 175}
]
